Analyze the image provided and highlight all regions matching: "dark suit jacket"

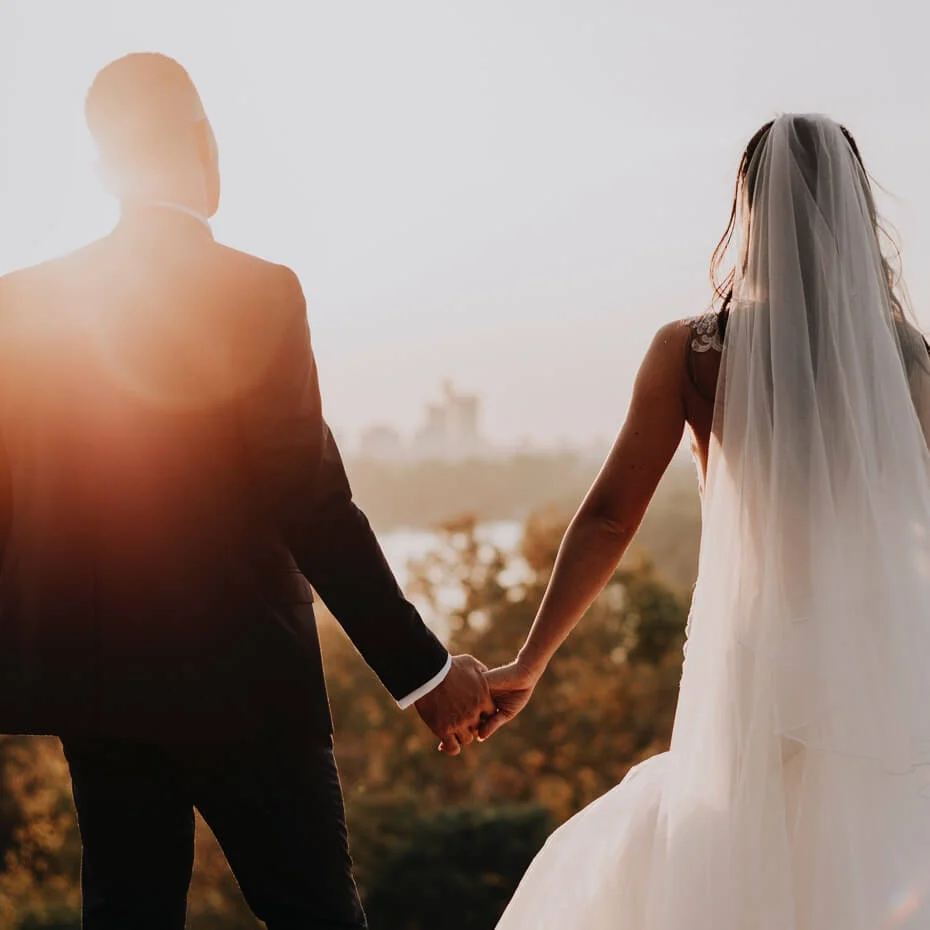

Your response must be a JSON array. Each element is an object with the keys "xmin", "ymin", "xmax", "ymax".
[{"xmin": 0, "ymin": 208, "xmax": 448, "ymax": 740}]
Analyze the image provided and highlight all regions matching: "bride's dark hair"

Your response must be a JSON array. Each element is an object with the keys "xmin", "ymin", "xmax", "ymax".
[{"xmin": 710, "ymin": 118, "xmax": 907, "ymax": 325}]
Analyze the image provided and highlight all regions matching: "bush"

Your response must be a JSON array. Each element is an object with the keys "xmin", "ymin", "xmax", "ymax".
[{"xmin": 360, "ymin": 803, "xmax": 551, "ymax": 930}]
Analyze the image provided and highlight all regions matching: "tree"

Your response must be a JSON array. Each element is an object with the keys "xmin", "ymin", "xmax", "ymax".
[
  {"xmin": 363, "ymin": 805, "xmax": 551, "ymax": 930},
  {"xmin": 0, "ymin": 737, "xmax": 81, "ymax": 929}
]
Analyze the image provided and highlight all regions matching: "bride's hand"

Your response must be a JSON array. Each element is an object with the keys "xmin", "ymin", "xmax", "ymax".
[{"xmin": 476, "ymin": 659, "xmax": 540, "ymax": 741}]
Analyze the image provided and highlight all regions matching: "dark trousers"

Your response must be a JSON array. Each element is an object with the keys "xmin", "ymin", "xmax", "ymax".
[{"xmin": 61, "ymin": 729, "xmax": 367, "ymax": 930}]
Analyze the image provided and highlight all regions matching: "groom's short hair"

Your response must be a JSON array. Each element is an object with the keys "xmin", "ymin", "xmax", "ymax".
[{"xmin": 86, "ymin": 53, "xmax": 206, "ymax": 169}]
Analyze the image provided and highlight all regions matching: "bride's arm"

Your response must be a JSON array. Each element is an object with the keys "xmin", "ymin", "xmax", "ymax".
[{"xmin": 479, "ymin": 322, "xmax": 688, "ymax": 738}]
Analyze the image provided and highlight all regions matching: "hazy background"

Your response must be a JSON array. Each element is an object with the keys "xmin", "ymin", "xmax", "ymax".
[
  {"xmin": 2, "ymin": 0, "xmax": 928, "ymax": 450},
  {"xmin": 4, "ymin": 5, "xmax": 930, "ymax": 926}
]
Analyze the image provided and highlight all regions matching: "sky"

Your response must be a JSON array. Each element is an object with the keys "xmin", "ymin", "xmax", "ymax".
[{"xmin": 1, "ymin": 0, "xmax": 929, "ymax": 449}]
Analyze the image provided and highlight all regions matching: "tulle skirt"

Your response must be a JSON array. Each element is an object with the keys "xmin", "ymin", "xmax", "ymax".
[
  {"xmin": 497, "ymin": 743, "xmax": 930, "ymax": 930},
  {"xmin": 496, "ymin": 753, "xmax": 668, "ymax": 930}
]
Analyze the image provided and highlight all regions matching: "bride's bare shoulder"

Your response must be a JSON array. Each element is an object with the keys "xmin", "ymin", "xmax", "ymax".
[
  {"xmin": 644, "ymin": 315, "xmax": 722, "ymax": 364},
  {"xmin": 632, "ymin": 320, "xmax": 694, "ymax": 392},
  {"xmin": 651, "ymin": 318, "xmax": 694, "ymax": 351},
  {"xmin": 635, "ymin": 315, "xmax": 724, "ymax": 396},
  {"xmin": 674, "ymin": 312, "xmax": 724, "ymax": 400},
  {"xmin": 648, "ymin": 313, "xmax": 723, "ymax": 349}
]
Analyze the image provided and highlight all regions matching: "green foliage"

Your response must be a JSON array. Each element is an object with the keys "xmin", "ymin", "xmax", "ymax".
[
  {"xmin": 18, "ymin": 916, "xmax": 80, "ymax": 930},
  {"xmin": 361, "ymin": 804, "xmax": 551, "ymax": 930},
  {"xmin": 0, "ymin": 737, "xmax": 81, "ymax": 929}
]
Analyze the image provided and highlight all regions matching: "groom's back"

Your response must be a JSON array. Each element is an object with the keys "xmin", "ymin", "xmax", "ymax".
[{"xmin": 0, "ymin": 212, "xmax": 328, "ymax": 739}]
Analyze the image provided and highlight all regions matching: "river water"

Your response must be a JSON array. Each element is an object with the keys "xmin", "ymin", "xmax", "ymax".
[
  {"xmin": 379, "ymin": 519, "xmax": 524, "ymax": 587},
  {"xmin": 377, "ymin": 520, "xmax": 525, "ymax": 635}
]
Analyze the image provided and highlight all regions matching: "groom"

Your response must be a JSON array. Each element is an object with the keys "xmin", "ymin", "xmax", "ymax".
[{"xmin": 0, "ymin": 54, "xmax": 494, "ymax": 929}]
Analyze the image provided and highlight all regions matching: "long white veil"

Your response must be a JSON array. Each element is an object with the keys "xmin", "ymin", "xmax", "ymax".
[
  {"xmin": 662, "ymin": 114, "xmax": 930, "ymax": 930},
  {"xmin": 495, "ymin": 114, "xmax": 930, "ymax": 930}
]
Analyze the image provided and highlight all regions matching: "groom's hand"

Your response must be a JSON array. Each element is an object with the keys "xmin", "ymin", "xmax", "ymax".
[{"xmin": 415, "ymin": 654, "xmax": 496, "ymax": 756}]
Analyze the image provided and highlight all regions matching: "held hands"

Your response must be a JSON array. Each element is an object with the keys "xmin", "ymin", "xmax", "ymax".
[
  {"xmin": 414, "ymin": 654, "xmax": 541, "ymax": 755},
  {"xmin": 415, "ymin": 654, "xmax": 497, "ymax": 756},
  {"xmin": 476, "ymin": 659, "xmax": 539, "ymax": 741}
]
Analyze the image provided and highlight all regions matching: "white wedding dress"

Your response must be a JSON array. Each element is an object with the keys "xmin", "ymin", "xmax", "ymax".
[{"xmin": 497, "ymin": 116, "xmax": 930, "ymax": 930}]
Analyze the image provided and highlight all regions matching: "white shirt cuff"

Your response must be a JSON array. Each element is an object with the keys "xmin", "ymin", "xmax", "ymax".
[{"xmin": 396, "ymin": 653, "xmax": 452, "ymax": 709}]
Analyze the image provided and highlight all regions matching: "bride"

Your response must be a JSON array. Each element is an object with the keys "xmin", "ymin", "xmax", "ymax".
[{"xmin": 481, "ymin": 114, "xmax": 930, "ymax": 930}]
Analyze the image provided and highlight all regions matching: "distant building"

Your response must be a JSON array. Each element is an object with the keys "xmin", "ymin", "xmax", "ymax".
[
  {"xmin": 412, "ymin": 382, "xmax": 486, "ymax": 461},
  {"xmin": 355, "ymin": 382, "xmax": 492, "ymax": 462},
  {"xmin": 359, "ymin": 424, "xmax": 405, "ymax": 461}
]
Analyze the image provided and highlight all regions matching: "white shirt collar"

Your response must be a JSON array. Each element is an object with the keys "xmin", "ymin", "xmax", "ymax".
[{"xmin": 148, "ymin": 201, "xmax": 212, "ymax": 232}]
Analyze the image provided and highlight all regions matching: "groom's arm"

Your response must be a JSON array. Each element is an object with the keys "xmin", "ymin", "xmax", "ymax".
[
  {"xmin": 237, "ymin": 267, "xmax": 450, "ymax": 704},
  {"xmin": 298, "ymin": 425, "xmax": 452, "ymax": 704}
]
